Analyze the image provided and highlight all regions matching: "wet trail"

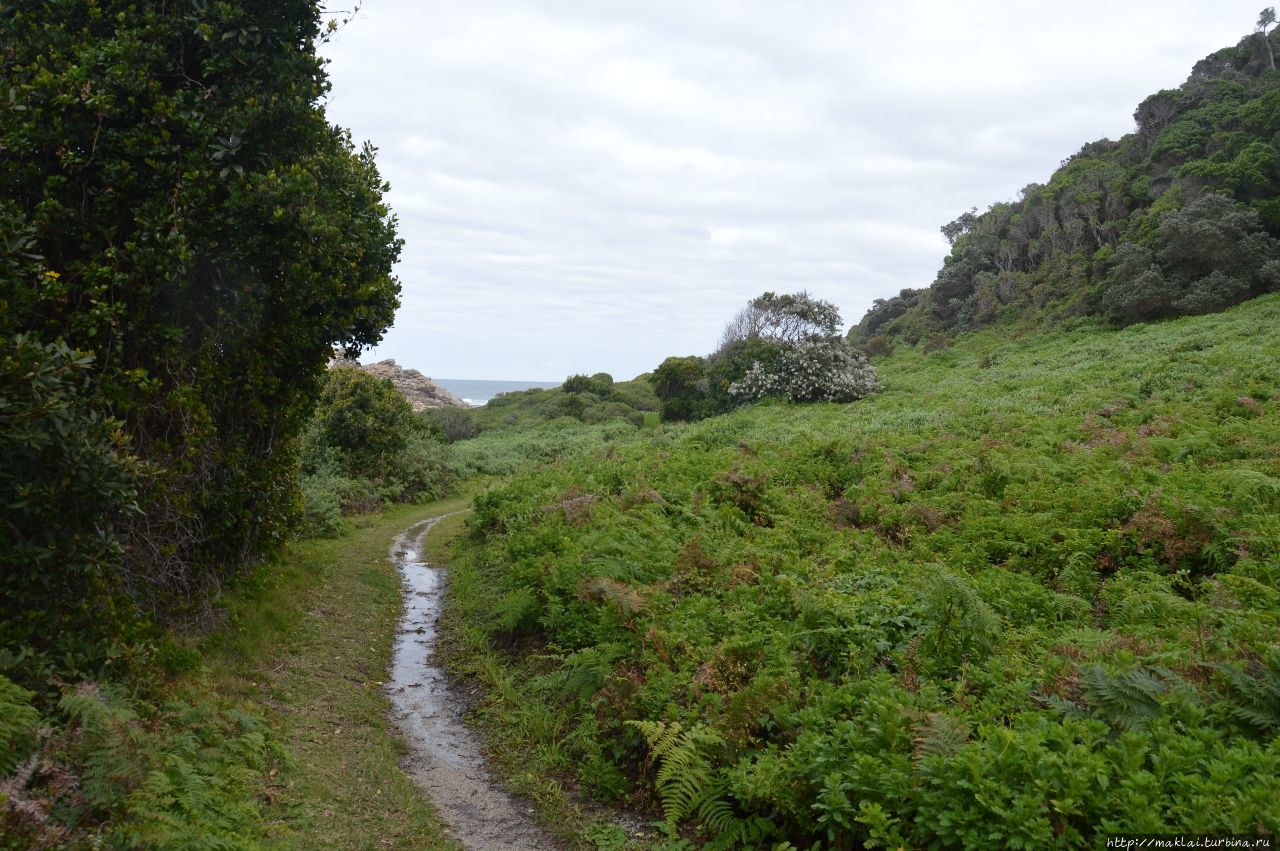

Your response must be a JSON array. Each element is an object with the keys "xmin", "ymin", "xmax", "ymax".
[{"xmin": 387, "ymin": 515, "xmax": 560, "ymax": 851}]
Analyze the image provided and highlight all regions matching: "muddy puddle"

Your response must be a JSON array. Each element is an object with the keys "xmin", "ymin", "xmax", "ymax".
[{"xmin": 387, "ymin": 515, "xmax": 560, "ymax": 851}]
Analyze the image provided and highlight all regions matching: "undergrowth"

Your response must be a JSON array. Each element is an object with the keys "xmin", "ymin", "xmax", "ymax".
[
  {"xmin": 2, "ymin": 501, "xmax": 463, "ymax": 850},
  {"xmin": 443, "ymin": 295, "xmax": 1280, "ymax": 848},
  {"xmin": 0, "ymin": 676, "xmax": 279, "ymax": 849}
]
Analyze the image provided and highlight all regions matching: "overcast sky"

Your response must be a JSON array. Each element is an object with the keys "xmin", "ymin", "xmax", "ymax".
[{"xmin": 319, "ymin": 1, "xmax": 1269, "ymax": 381}]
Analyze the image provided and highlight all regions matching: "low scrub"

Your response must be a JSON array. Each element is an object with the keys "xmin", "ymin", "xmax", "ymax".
[
  {"xmin": 297, "ymin": 368, "xmax": 458, "ymax": 537},
  {"xmin": 1, "ymin": 674, "xmax": 278, "ymax": 849},
  {"xmin": 445, "ymin": 295, "xmax": 1280, "ymax": 847}
]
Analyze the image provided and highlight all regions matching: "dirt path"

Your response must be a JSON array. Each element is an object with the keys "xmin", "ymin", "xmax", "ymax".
[{"xmin": 386, "ymin": 515, "xmax": 562, "ymax": 851}]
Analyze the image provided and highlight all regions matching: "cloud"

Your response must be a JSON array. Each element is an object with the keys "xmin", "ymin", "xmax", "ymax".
[{"xmin": 320, "ymin": 0, "xmax": 1268, "ymax": 379}]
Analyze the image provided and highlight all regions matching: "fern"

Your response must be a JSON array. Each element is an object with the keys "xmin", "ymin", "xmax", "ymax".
[
  {"xmin": 1212, "ymin": 661, "xmax": 1280, "ymax": 736},
  {"xmin": 0, "ymin": 674, "xmax": 41, "ymax": 775},
  {"xmin": 1213, "ymin": 467, "xmax": 1280, "ymax": 506},
  {"xmin": 532, "ymin": 645, "xmax": 619, "ymax": 702},
  {"xmin": 911, "ymin": 711, "xmax": 969, "ymax": 771},
  {"xmin": 628, "ymin": 720, "xmax": 725, "ymax": 840},
  {"xmin": 60, "ymin": 683, "xmax": 151, "ymax": 808},
  {"xmin": 701, "ymin": 806, "xmax": 773, "ymax": 851},
  {"xmin": 1079, "ymin": 664, "xmax": 1167, "ymax": 731},
  {"xmin": 493, "ymin": 587, "xmax": 541, "ymax": 634}
]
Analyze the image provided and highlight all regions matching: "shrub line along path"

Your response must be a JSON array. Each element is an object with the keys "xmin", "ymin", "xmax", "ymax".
[{"xmin": 387, "ymin": 514, "xmax": 562, "ymax": 851}]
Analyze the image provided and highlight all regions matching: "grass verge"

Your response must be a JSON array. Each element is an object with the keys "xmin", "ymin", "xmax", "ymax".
[{"xmin": 201, "ymin": 496, "xmax": 475, "ymax": 850}]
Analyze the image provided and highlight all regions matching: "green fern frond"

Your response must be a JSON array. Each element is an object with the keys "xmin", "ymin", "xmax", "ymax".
[
  {"xmin": 1044, "ymin": 693, "xmax": 1090, "ymax": 721},
  {"xmin": 493, "ymin": 588, "xmax": 540, "ymax": 634},
  {"xmin": 1213, "ymin": 467, "xmax": 1280, "ymax": 502},
  {"xmin": 1213, "ymin": 661, "xmax": 1280, "ymax": 735},
  {"xmin": 533, "ymin": 645, "xmax": 619, "ymax": 702},
  {"xmin": 0, "ymin": 674, "xmax": 41, "ymax": 775},
  {"xmin": 702, "ymin": 810, "xmax": 773, "ymax": 851},
  {"xmin": 627, "ymin": 720, "xmax": 728, "ymax": 840},
  {"xmin": 1080, "ymin": 664, "xmax": 1166, "ymax": 731}
]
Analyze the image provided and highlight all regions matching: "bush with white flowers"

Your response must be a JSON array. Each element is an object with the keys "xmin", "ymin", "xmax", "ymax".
[{"xmin": 729, "ymin": 336, "xmax": 881, "ymax": 403}]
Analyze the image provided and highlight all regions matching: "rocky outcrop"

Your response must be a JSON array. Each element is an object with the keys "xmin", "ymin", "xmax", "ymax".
[{"xmin": 331, "ymin": 354, "xmax": 467, "ymax": 410}]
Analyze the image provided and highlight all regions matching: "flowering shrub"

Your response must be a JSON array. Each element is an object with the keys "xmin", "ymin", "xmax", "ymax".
[
  {"xmin": 654, "ymin": 291, "xmax": 882, "ymax": 420},
  {"xmin": 729, "ymin": 337, "xmax": 881, "ymax": 403}
]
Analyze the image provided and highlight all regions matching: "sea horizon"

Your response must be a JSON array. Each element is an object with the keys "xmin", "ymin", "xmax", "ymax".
[{"xmin": 432, "ymin": 377, "xmax": 561, "ymax": 407}]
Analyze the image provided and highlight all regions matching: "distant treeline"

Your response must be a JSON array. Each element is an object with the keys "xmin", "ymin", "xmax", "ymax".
[{"xmin": 855, "ymin": 17, "xmax": 1280, "ymax": 348}]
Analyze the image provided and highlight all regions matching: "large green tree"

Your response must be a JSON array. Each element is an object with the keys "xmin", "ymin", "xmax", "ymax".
[{"xmin": 1, "ymin": 0, "xmax": 402, "ymax": 679}]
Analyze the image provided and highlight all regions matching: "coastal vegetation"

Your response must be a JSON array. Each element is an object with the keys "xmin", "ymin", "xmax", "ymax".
[
  {"xmin": 1, "ymin": 1, "xmax": 414, "ymax": 844},
  {"xmin": 854, "ymin": 12, "xmax": 1280, "ymax": 348},
  {"xmin": 444, "ymin": 295, "xmax": 1280, "ymax": 848},
  {"xmin": 2, "ymin": 0, "xmax": 402, "ymax": 690},
  {"xmin": 4, "ymin": 3, "xmax": 1280, "ymax": 849},
  {"xmin": 653, "ymin": 292, "xmax": 880, "ymax": 423},
  {"xmin": 298, "ymin": 366, "xmax": 457, "ymax": 537}
]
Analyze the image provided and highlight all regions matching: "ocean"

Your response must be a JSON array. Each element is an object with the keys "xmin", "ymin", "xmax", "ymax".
[{"xmin": 432, "ymin": 378, "xmax": 561, "ymax": 407}]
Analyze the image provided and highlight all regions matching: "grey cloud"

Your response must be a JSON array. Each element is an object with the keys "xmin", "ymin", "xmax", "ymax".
[{"xmin": 321, "ymin": 0, "xmax": 1266, "ymax": 380}]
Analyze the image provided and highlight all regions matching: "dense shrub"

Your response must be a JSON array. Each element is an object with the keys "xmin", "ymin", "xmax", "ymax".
[
  {"xmin": 854, "ymin": 19, "xmax": 1280, "ymax": 342},
  {"xmin": 0, "ymin": 337, "xmax": 143, "ymax": 691},
  {"xmin": 728, "ymin": 337, "xmax": 881, "ymax": 404},
  {"xmin": 466, "ymin": 376, "xmax": 657, "ymax": 432},
  {"xmin": 311, "ymin": 367, "xmax": 417, "ymax": 481},
  {"xmin": 296, "ymin": 369, "xmax": 457, "ymax": 532},
  {"xmin": 1103, "ymin": 193, "xmax": 1280, "ymax": 322},
  {"xmin": 1, "ymin": 0, "xmax": 401, "ymax": 649},
  {"xmin": 652, "ymin": 355, "xmax": 713, "ymax": 422},
  {"xmin": 581, "ymin": 401, "xmax": 645, "ymax": 427},
  {"xmin": 563, "ymin": 372, "xmax": 615, "ymax": 397},
  {"xmin": 424, "ymin": 407, "xmax": 481, "ymax": 443},
  {"xmin": 655, "ymin": 292, "xmax": 881, "ymax": 420}
]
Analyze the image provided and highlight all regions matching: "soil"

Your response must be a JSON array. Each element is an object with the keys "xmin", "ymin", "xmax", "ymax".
[{"xmin": 387, "ymin": 515, "xmax": 563, "ymax": 851}]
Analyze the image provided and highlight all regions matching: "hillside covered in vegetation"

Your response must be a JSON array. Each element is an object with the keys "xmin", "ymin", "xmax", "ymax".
[
  {"xmin": 445, "ymin": 295, "xmax": 1280, "ymax": 848},
  {"xmin": 6, "ymin": 4, "xmax": 1280, "ymax": 848},
  {"xmin": 855, "ymin": 17, "xmax": 1280, "ymax": 347}
]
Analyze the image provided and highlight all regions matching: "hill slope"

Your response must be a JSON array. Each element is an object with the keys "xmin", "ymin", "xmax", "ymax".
[
  {"xmin": 856, "ymin": 24, "xmax": 1280, "ymax": 345},
  {"xmin": 445, "ymin": 295, "xmax": 1280, "ymax": 847}
]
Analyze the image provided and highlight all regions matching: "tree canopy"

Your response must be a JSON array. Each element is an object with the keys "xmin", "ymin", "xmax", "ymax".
[
  {"xmin": 1, "ymin": 1, "xmax": 402, "ymax": 687},
  {"xmin": 853, "ymin": 11, "xmax": 1280, "ymax": 345}
]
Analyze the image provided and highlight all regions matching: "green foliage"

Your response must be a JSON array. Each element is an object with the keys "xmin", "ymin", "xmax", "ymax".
[
  {"xmin": 1213, "ymin": 659, "xmax": 1280, "ymax": 735},
  {"xmin": 311, "ymin": 367, "xmax": 416, "ymax": 480},
  {"xmin": 1, "ymin": 0, "xmax": 402, "ymax": 645},
  {"xmin": 652, "ymin": 355, "xmax": 712, "ymax": 422},
  {"xmin": 449, "ymin": 418, "xmax": 643, "ymax": 479},
  {"xmin": 858, "ymin": 18, "xmax": 1280, "ymax": 343},
  {"xmin": 295, "ymin": 370, "xmax": 457, "ymax": 533},
  {"xmin": 627, "ymin": 720, "xmax": 754, "ymax": 844},
  {"xmin": 1050, "ymin": 665, "xmax": 1169, "ymax": 731},
  {"xmin": 1, "ymin": 683, "xmax": 278, "ymax": 849},
  {"xmin": 446, "ymin": 296, "xmax": 1280, "ymax": 847},
  {"xmin": 657, "ymin": 292, "xmax": 881, "ymax": 421},
  {"xmin": 0, "ymin": 335, "xmax": 143, "ymax": 691},
  {"xmin": 1102, "ymin": 194, "xmax": 1280, "ymax": 322},
  {"xmin": 466, "ymin": 376, "xmax": 657, "ymax": 432},
  {"xmin": 423, "ymin": 406, "xmax": 480, "ymax": 443},
  {"xmin": 728, "ymin": 337, "xmax": 881, "ymax": 404},
  {"xmin": 563, "ymin": 372, "xmax": 616, "ymax": 397},
  {"xmin": 0, "ymin": 675, "xmax": 40, "ymax": 776}
]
